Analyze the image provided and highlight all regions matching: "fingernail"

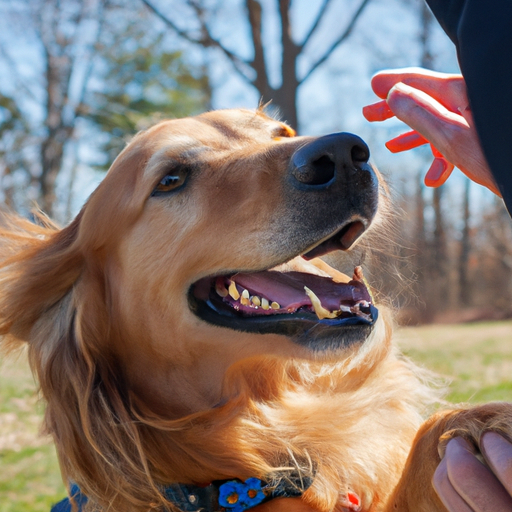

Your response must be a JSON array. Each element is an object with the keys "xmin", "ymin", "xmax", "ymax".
[
  {"xmin": 362, "ymin": 100, "xmax": 394, "ymax": 122},
  {"xmin": 385, "ymin": 130, "xmax": 428, "ymax": 153},
  {"xmin": 425, "ymin": 158, "xmax": 454, "ymax": 187},
  {"xmin": 388, "ymin": 82, "xmax": 415, "ymax": 98}
]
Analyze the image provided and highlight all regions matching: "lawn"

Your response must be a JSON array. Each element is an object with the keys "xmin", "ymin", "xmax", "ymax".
[
  {"xmin": 0, "ymin": 350, "xmax": 64, "ymax": 512},
  {"xmin": 396, "ymin": 320, "xmax": 512, "ymax": 403},
  {"xmin": 1, "ymin": 320, "xmax": 511, "ymax": 510}
]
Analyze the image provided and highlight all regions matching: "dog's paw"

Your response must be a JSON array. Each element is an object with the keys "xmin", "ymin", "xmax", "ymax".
[
  {"xmin": 436, "ymin": 402, "xmax": 512, "ymax": 458},
  {"xmin": 386, "ymin": 402, "xmax": 512, "ymax": 512}
]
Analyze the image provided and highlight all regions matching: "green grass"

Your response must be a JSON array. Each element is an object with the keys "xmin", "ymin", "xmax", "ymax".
[
  {"xmin": 396, "ymin": 320, "xmax": 512, "ymax": 403},
  {"xmin": 0, "ymin": 350, "xmax": 65, "ymax": 511},
  {"xmin": 1, "ymin": 320, "xmax": 512, "ymax": 509}
]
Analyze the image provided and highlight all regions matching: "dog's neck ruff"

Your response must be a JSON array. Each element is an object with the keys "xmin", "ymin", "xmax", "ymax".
[{"xmin": 50, "ymin": 475, "xmax": 312, "ymax": 512}]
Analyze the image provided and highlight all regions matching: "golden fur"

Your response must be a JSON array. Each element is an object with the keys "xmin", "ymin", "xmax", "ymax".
[{"xmin": 0, "ymin": 109, "xmax": 510, "ymax": 512}]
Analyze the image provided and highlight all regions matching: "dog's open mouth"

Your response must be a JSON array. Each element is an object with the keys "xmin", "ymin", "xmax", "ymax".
[
  {"xmin": 189, "ymin": 238, "xmax": 378, "ymax": 345},
  {"xmin": 193, "ymin": 264, "xmax": 373, "ymax": 322}
]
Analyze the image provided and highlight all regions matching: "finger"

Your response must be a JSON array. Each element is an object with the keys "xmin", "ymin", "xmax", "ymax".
[
  {"xmin": 386, "ymin": 83, "xmax": 501, "ymax": 196},
  {"xmin": 385, "ymin": 130, "xmax": 428, "ymax": 153},
  {"xmin": 433, "ymin": 457, "xmax": 474, "ymax": 512},
  {"xmin": 445, "ymin": 437, "xmax": 512, "ymax": 512},
  {"xmin": 371, "ymin": 67, "xmax": 451, "ymax": 98},
  {"xmin": 387, "ymin": 82, "xmax": 468, "ymax": 132},
  {"xmin": 370, "ymin": 67, "xmax": 466, "ymax": 112},
  {"xmin": 424, "ymin": 157, "xmax": 454, "ymax": 188},
  {"xmin": 480, "ymin": 432, "xmax": 512, "ymax": 496},
  {"xmin": 386, "ymin": 83, "xmax": 470, "ymax": 152},
  {"xmin": 362, "ymin": 100, "xmax": 395, "ymax": 122},
  {"xmin": 426, "ymin": 146, "xmax": 455, "ymax": 186}
]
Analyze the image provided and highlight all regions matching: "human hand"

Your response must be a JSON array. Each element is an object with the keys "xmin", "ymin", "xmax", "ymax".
[
  {"xmin": 433, "ymin": 433, "xmax": 512, "ymax": 511},
  {"xmin": 362, "ymin": 67, "xmax": 501, "ymax": 196}
]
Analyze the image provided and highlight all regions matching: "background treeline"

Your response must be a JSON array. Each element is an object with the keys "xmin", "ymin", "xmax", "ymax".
[
  {"xmin": 0, "ymin": 0, "xmax": 510, "ymax": 323},
  {"xmin": 364, "ymin": 179, "xmax": 512, "ymax": 324}
]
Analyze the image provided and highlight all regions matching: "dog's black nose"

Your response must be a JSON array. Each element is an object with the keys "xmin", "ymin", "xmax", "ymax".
[{"xmin": 289, "ymin": 133, "xmax": 370, "ymax": 188}]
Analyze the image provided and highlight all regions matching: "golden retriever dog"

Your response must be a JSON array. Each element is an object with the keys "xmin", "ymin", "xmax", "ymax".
[{"xmin": 0, "ymin": 108, "xmax": 510, "ymax": 512}]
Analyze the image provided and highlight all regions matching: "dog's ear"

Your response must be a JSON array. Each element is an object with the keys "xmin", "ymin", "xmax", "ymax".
[
  {"xmin": 0, "ymin": 211, "xmax": 84, "ymax": 351},
  {"xmin": 0, "ymin": 210, "xmax": 171, "ymax": 510}
]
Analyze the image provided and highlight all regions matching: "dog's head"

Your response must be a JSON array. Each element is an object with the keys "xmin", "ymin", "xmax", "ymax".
[
  {"xmin": 68, "ymin": 108, "xmax": 383, "ymax": 407},
  {"xmin": 0, "ymin": 108, "xmax": 389, "ymax": 509}
]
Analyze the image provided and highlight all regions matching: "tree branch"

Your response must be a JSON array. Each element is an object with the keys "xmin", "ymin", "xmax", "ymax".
[
  {"xmin": 299, "ymin": 0, "xmax": 334, "ymax": 50},
  {"xmin": 72, "ymin": 0, "xmax": 108, "ymax": 121},
  {"xmin": 299, "ymin": 0, "xmax": 371, "ymax": 84},
  {"xmin": 279, "ymin": 0, "xmax": 299, "ymax": 82},
  {"xmin": 245, "ymin": 0, "xmax": 269, "ymax": 94},
  {"xmin": 141, "ymin": 0, "xmax": 200, "ymax": 44},
  {"xmin": 140, "ymin": 0, "xmax": 254, "ymax": 85}
]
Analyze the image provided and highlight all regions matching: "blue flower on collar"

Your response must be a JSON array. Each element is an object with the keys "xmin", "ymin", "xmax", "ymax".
[{"xmin": 218, "ymin": 478, "xmax": 266, "ymax": 512}]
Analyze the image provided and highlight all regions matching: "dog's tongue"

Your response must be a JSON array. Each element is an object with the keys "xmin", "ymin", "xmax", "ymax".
[{"xmin": 232, "ymin": 270, "xmax": 371, "ymax": 311}]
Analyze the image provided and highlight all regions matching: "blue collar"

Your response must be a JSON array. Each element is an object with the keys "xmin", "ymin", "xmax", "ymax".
[{"xmin": 51, "ymin": 475, "xmax": 312, "ymax": 512}]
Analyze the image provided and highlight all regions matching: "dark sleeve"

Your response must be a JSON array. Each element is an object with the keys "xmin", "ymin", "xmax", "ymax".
[{"xmin": 426, "ymin": 0, "xmax": 512, "ymax": 215}]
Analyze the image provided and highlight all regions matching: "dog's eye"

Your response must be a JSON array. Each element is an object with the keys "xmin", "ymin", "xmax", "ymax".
[{"xmin": 152, "ymin": 167, "xmax": 189, "ymax": 196}]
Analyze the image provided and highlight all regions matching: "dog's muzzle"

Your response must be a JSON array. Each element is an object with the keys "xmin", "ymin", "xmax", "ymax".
[{"xmin": 190, "ymin": 131, "xmax": 380, "ymax": 351}]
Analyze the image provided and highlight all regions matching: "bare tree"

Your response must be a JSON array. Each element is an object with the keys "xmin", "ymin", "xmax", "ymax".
[
  {"xmin": 37, "ymin": 0, "xmax": 107, "ymax": 215},
  {"xmin": 140, "ymin": 0, "xmax": 372, "ymax": 130},
  {"xmin": 416, "ymin": 0, "xmax": 451, "ymax": 320},
  {"xmin": 0, "ymin": 0, "xmax": 107, "ymax": 217},
  {"xmin": 0, "ymin": 0, "xmax": 210, "ymax": 219}
]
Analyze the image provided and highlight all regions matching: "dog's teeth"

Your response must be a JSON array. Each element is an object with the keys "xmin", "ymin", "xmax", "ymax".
[
  {"xmin": 240, "ymin": 289, "xmax": 250, "ymax": 305},
  {"xmin": 215, "ymin": 281, "xmax": 228, "ymax": 297},
  {"xmin": 271, "ymin": 301, "xmax": 280, "ymax": 310},
  {"xmin": 353, "ymin": 266, "xmax": 374, "ymax": 302},
  {"xmin": 251, "ymin": 296, "xmax": 261, "ymax": 307},
  {"xmin": 261, "ymin": 298, "xmax": 270, "ymax": 310},
  {"xmin": 228, "ymin": 281, "xmax": 240, "ymax": 300},
  {"xmin": 304, "ymin": 286, "xmax": 338, "ymax": 320}
]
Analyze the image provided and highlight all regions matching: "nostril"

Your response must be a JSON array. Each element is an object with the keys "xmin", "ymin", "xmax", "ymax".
[
  {"xmin": 293, "ymin": 154, "xmax": 336, "ymax": 186},
  {"xmin": 309, "ymin": 155, "xmax": 335, "ymax": 185},
  {"xmin": 351, "ymin": 143, "xmax": 370, "ymax": 165}
]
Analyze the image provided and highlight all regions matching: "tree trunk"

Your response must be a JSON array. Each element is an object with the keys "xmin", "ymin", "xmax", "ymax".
[
  {"xmin": 40, "ymin": 41, "xmax": 74, "ymax": 216},
  {"xmin": 40, "ymin": 130, "xmax": 69, "ymax": 216},
  {"xmin": 274, "ymin": 0, "xmax": 300, "ymax": 129},
  {"xmin": 272, "ymin": 82, "xmax": 299, "ymax": 130},
  {"xmin": 432, "ymin": 186, "xmax": 448, "ymax": 310},
  {"xmin": 458, "ymin": 179, "xmax": 471, "ymax": 306},
  {"xmin": 413, "ymin": 172, "xmax": 428, "ymax": 319},
  {"xmin": 419, "ymin": 2, "xmax": 434, "ymax": 69}
]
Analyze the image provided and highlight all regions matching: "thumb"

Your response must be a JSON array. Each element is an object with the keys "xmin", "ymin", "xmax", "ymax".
[{"xmin": 386, "ymin": 82, "xmax": 468, "ymax": 152}]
